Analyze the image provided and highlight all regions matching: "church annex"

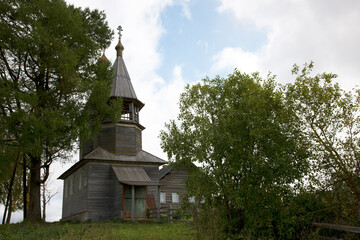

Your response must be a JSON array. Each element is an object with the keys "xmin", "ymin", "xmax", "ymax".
[{"xmin": 58, "ymin": 26, "xmax": 188, "ymax": 221}]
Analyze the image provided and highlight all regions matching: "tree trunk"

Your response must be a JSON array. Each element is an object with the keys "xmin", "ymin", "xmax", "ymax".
[
  {"xmin": 28, "ymin": 156, "xmax": 42, "ymax": 221},
  {"xmin": 2, "ymin": 162, "xmax": 18, "ymax": 224},
  {"xmin": 23, "ymin": 154, "xmax": 27, "ymax": 220},
  {"xmin": 42, "ymin": 182, "xmax": 46, "ymax": 221},
  {"xmin": 6, "ymin": 197, "xmax": 12, "ymax": 224}
]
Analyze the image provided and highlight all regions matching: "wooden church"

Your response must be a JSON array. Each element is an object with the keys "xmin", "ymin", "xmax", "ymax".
[{"xmin": 58, "ymin": 26, "xmax": 187, "ymax": 221}]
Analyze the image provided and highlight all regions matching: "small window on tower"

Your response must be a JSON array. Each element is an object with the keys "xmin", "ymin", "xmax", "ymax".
[
  {"xmin": 134, "ymin": 106, "xmax": 139, "ymax": 122},
  {"xmin": 121, "ymin": 103, "xmax": 131, "ymax": 120}
]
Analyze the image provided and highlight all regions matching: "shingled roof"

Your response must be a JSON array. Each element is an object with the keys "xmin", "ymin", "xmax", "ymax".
[
  {"xmin": 58, "ymin": 147, "xmax": 167, "ymax": 179},
  {"xmin": 112, "ymin": 166, "xmax": 159, "ymax": 186},
  {"xmin": 158, "ymin": 165, "xmax": 172, "ymax": 179},
  {"xmin": 83, "ymin": 147, "xmax": 166, "ymax": 164}
]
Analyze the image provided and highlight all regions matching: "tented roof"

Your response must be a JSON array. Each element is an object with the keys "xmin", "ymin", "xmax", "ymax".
[{"xmin": 111, "ymin": 56, "xmax": 137, "ymax": 99}]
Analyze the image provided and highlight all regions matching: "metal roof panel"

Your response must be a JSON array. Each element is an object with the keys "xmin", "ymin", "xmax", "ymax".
[
  {"xmin": 83, "ymin": 147, "xmax": 167, "ymax": 164},
  {"xmin": 112, "ymin": 166, "xmax": 159, "ymax": 186},
  {"xmin": 111, "ymin": 56, "xmax": 137, "ymax": 99}
]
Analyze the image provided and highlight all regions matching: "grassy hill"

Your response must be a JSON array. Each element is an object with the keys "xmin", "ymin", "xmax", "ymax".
[{"xmin": 0, "ymin": 220, "xmax": 196, "ymax": 240}]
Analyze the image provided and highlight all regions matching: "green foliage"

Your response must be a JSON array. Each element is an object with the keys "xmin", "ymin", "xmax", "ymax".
[
  {"xmin": 286, "ymin": 62, "xmax": 360, "ymax": 226},
  {"xmin": 0, "ymin": 221, "xmax": 196, "ymax": 240},
  {"xmin": 0, "ymin": 0, "xmax": 122, "ymax": 220},
  {"xmin": 160, "ymin": 70, "xmax": 311, "ymax": 239},
  {"xmin": 0, "ymin": 0, "xmax": 121, "ymax": 156}
]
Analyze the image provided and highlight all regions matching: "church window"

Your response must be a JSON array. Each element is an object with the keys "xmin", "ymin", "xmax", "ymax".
[
  {"xmin": 160, "ymin": 192, "xmax": 166, "ymax": 203},
  {"xmin": 79, "ymin": 173, "xmax": 82, "ymax": 190},
  {"xmin": 83, "ymin": 172, "xmax": 87, "ymax": 187},
  {"xmin": 70, "ymin": 178, "xmax": 74, "ymax": 195},
  {"xmin": 171, "ymin": 193, "xmax": 179, "ymax": 203}
]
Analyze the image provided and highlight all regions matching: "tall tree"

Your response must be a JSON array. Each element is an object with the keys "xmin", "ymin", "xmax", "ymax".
[
  {"xmin": 0, "ymin": 0, "xmax": 122, "ymax": 221},
  {"xmin": 160, "ymin": 70, "xmax": 310, "ymax": 239},
  {"xmin": 286, "ymin": 62, "xmax": 360, "ymax": 223}
]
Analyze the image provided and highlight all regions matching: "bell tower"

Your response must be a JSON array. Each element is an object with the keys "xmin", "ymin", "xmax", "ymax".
[{"xmin": 81, "ymin": 26, "xmax": 145, "ymax": 158}]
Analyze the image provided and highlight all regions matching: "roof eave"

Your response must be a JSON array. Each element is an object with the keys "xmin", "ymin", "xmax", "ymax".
[{"xmin": 58, "ymin": 159, "xmax": 165, "ymax": 180}]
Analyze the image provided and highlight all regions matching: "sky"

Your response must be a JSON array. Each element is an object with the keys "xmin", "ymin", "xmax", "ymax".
[{"xmin": 2, "ymin": 0, "xmax": 360, "ymax": 223}]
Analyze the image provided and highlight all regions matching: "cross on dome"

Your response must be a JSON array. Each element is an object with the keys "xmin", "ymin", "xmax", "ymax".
[{"xmin": 117, "ymin": 25, "xmax": 123, "ymax": 41}]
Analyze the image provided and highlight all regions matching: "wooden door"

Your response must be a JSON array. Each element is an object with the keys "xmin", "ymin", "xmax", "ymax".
[{"xmin": 124, "ymin": 185, "xmax": 147, "ymax": 219}]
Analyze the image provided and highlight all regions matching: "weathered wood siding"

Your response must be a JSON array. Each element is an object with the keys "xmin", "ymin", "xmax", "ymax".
[
  {"xmin": 112, "ymin": 170, "xmax": 123, "ymax": 218},
  {"xmin": 62, "ymin": 162, "xmax": 161, "ymax": 221},
  {"xmin": 159, "ymin": 169, "xmax": 188, "ymax": 208},
  {"xmin": 147, "ymin": 186, "xmax": 159, "ymax": 209},
  {"xmin": 87, "ymin": 163, "xmax": 117, "ymax": 221},
  {"xmin": 143, "ymin": 166, "xmax": 160, "ymax": 209},
  {"xmin": 143, "ymin": 166, "xmax": 159, "ymax": 181},
  {"xmin": 79, "ymin": 123, "xmax": 143, "ymax": 159},
  {"xmin": 62, "ymin": 164, "xmax": 89, "ymax": 221},
  {"xmin": 135, "ymin": 128, "xmax": 142, "ymax": 152},
  {"xmin": 80, "ymin": 138, "xmax": 96, "ymax": 160},
  {"xmin": 99, "ymin": 125, "xmax": 116, "ymax": 153},
  {"xmin": 116, "ymin": 125, "xmax": 137, "ymax": 155},
  {"xmin": 80, "ymin": 124, "xmax": 116, "ymax": 159}
]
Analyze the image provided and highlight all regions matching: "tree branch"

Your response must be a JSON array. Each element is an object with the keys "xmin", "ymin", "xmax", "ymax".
[
  {"xmin": 310, "ymin": 121, "xmax": 360, "ymax": 202},
  {"xmin": 0, "ymin": 49, "xmax": 17, "ymax": 82}
]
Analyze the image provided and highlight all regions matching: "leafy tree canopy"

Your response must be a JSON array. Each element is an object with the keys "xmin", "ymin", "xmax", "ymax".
[
  {"xmin": 160, "ymin": 70, "xmax": 310, "ymax": 238},
  {"xmin": 0, "ymin": 0, "xmax": 122, "ymax": 220},
  {"xmin": 286, "ymin": 62, "xmax": 360, "ymax": 224}
]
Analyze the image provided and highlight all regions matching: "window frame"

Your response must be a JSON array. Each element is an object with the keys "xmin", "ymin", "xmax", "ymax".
[
  {"xmin": 171, "ymin": 192, "xmax": 179, "ymax": 203},
  {"xmin": 79, "ymin": 173, "xmax": 82, "ymax": 190},
  {"xmin": 160, "ymin": 192, "xmax": 166, "ymax": 203}
]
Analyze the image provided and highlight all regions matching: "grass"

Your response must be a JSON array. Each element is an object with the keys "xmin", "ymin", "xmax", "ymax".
[{"xmin": 0, "ymin": 220, "xmax": 196, "ymax": 240}]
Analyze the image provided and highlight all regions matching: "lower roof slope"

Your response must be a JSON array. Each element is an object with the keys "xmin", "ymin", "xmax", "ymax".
[{"xmin": 58, "ymin": 147, "xmax": 167, "ymax": 179}]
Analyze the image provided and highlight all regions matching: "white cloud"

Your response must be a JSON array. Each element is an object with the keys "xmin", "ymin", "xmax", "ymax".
[
  {"xmin": 180, "ymin": 0, "xmax": 192, "ymax": 19},
  {"xmin": 140, "ymin": 65, "xmax": 186, "ymax": 160},
  {"xmin": 212, "ymin": 47, "xmax": 261, "ymax": 74},
  {"xmin": 214, "ymin": 0, "xmax": 360, "ymax": 90}
]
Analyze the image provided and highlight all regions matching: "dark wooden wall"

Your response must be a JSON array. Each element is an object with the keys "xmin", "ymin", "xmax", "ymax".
[
  {"xmin": 112, "ymin": 171, "xmax": 123, "ymax": 218},
  {"xmin": 80, "ymin": 124, "xmax": 143, "ymax": 159},
  {"xmin": 62, "ymin": 164, "xmax": 89, "ymax": 221},
  {"xmin": 99, "ymin": 125, "xmax": 116, "ymax": 153},
  {"xmin": 144, "ymin": 165, "xmax": 161, "ymax": 209},
  {"xmin": 80, "ymin": 125, "xmax": 116, "ymax": 159},
  {"xmin": 86, "ymin": 163, "xmax": 117, "ymax": 221},
  {"xmin": 115, "ymin": 125, "xmax": 141, "ymax": 155},
  {"xmin": 159, "ymin": 169, "xmax": 188, "ymax": 208},
  {"xmin": 135, "ymin": 128, "xmax": 142, "ymax": 153},
  {"xmin": 62, "ymin": 163, "xmax": 161, "ymax": 222}
]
